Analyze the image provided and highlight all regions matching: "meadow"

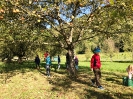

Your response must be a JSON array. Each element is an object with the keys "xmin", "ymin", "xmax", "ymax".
[{"xmin": 0, "ymin": 53, "xmax": 133, "ymax": 99}]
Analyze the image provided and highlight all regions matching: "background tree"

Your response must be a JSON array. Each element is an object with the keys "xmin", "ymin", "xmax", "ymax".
[{"xmin": 1, "ymin": 0, "xmax": 133, "ymax": 76}]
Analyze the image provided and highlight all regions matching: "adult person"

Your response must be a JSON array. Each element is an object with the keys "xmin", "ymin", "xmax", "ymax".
[
  {"xmin": 57, "ymin": 55, "xmax": 61, "ymax": 70},
  {"xmin": 35, "ymin": 55, "xmax": 40, "ymax": 69},
  {"xmin": 90, "ymin": 47, "xmax": 104, "ymax": 90}
]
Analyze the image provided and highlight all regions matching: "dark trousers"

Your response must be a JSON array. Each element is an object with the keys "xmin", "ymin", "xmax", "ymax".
[
  {"xmin": 46, "ymin": 65, "xmax": 50, "ymax": 76},
  {"xmin": 92, "ymin": 68, "xmax": 101, "ymax": 87},
  {"xmin": 35, "ymin": 63, "xmax": 40, "ymax": 69}
]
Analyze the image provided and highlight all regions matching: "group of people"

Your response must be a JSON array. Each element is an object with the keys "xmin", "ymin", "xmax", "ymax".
[
  {"xmin": 34, "ymin": 47, "xmax": 133, "ymax": 90},
  {"xmin": 34, "ymin": 51, "xmax": 51, "ymax": 76},
  {"xmin": 34, "ymin": 51, "xmax": 79, "ymax": 77},
  {"xmin": 34, "ymin": 51, "xmax": 61, "ymax": 77}
]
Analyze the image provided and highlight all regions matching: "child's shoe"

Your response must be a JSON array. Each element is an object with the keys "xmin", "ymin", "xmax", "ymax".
[{"xmin": 98, "ymin": 86, "xmax": 104, "ymax": 90}]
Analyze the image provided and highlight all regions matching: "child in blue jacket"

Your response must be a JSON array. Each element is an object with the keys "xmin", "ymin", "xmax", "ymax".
[{"xmin": 45, "ymin": 54, "xmax": 51, "ymax": 76}]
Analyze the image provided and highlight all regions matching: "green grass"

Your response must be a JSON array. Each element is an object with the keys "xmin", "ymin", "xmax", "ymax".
[
  {"xmin": 79, "ymin": 61, "xmax": 133, "ymax": 72},
  {"xmin": 101, "ymin": 61, "xmax": 133, "ymax": 72},
  {"xmin": 0, "ymin": 59, "xmax": 133, "ymax": 99},
  {"xmin": 59, "ymin": 52, "xmax": 133, "ymax": 63}
]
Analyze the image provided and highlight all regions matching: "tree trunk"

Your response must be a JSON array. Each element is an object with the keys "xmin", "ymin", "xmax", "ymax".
[
  {"xmin": 67, "ymin": 44, "xmax": 77, "ymax": 78},
  {"xmin": 66, "ymin": 27, "xmax": 77, "ymax": 77}
]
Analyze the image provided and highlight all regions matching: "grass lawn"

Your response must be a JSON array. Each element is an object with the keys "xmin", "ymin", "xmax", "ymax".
[{"xmin": 0, "ymin": 60, "xmax": 133, "ymax": 99}]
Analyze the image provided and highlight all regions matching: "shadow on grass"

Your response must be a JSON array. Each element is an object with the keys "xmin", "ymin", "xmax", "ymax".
[
  {"xmin": 1, "ymin": 61, "xmax": 36, "ymax": 73},
  {"xmin": 86, "ymin": 88, "xmax": 133, "ymax": 99},
  {"xmin": 0, "ymin": 61, "xmax": 46, "ymax": 83},
  {"xmin": 102, "ymin": 71, "xmax": 126, "ymax": 85},
  {"xmin": 111, "ymin": 61, "xmax": 133, "ymax": 63},
  {"xmin": 49, "ymin": 66, "xmax": 133, "ymax": 99},
  {"xmin": 0, "ymin": 61, "xmax": 133, "ymax": 99},
  {"xmin": 85, "ymin": 88, "xmax": 114, "ymax": 99}
]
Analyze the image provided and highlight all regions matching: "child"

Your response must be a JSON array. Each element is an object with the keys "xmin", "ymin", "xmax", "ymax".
[
  {"xmin": 126, "ymin": 65, "xmax": 133, "ymax": 79},
  {"xmin": 44, "ymin": 51, "xmax": 49, "ymax": 61},
  {"xmin": 57, "ymin": 55, "xmax": 61, "ymax": 69},
  {"xmin": 90, "ymin": 47, "xmax": 104, "ymax": 90},
  {"xmin": 35, "ymin": 55, "xmax": 40, "ymax": 69},
  {"xmin": 45, "ymin": 54, "xmax": 51, "ymax": 77},
  {"xmin": 74, "ymin": 56, "xmax": 79, "ymax": 70}
]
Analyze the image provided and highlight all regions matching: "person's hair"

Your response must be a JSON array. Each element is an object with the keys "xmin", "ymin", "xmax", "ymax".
[{"xmin": 127, "ymin": 65, "xmax": 133, "ymax": 73}]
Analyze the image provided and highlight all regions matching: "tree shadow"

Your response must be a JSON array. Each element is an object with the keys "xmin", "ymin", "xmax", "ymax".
[
  {"xmin": 112, "ymin": 61, "xmax": 133, "ymax": 63},
  {"xmin": 0, "ymin": 61, "xmax": 133, "ymax": 99},
  {"xmin": 85, "ymin": 89, "xmax": 114, "ymax": 99},
  {"xmin": 102, "ymin": 71, "xmax": 126, "ymax": 85},
  {"xmin": 0, "ymin": 61, "xmax": 44, "ymax": 83},
  {"xmin": 85, "ymin": 88, "xmax": 132, "ymax": 99}
]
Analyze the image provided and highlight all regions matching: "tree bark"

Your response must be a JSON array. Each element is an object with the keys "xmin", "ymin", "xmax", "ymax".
[{"xmin": 67, "ymin": 44, "xmax": 77, "ymax": 78}]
